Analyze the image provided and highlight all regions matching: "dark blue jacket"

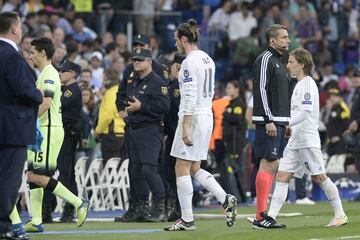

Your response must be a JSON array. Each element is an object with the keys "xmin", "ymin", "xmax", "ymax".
[
  {"xmin": 127, "ymin": 71, "xmax": 170, "ymax": 125},
  {"xmin": 164, "ymin": 79, "xmax": 180, "ymax": 137},
  {"xmin": 0, "ymin": 40, "xmax": 43, "ymax": 146}
]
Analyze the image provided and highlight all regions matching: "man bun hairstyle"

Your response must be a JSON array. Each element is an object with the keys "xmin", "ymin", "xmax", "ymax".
[{"xmin": 176, "ymin": 18, "xmax": 200, "ymax": 43}]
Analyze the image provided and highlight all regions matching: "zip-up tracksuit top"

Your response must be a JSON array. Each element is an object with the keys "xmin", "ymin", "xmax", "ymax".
[{"xmin": 252, "ymin": 47, "xmax": 290, "ymax": 126}]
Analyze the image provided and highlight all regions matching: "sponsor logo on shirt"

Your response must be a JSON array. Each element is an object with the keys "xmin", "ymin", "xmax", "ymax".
[
  {"xmin": 302, "ymin": 100, "xmax": 312, "ymax": 105},
  {"xmin": 183, "ymin": 78, "xmax": 192, "ymax": 83}
]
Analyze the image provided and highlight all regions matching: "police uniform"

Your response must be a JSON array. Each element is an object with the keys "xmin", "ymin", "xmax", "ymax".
[
  {"xmin": 127, "ymin": 48, "xmax": 170, "ymax": 221},
  {"xmin": 162, "ymin": 53, "xmax": 184, "ymax": 220},
  {"xmin": 114, "ymin": 35, "xmax": 169, "ymax": 222},
  {"xmin": 57, "ymin": 61, "xmax": 82, "ymax": 221}
]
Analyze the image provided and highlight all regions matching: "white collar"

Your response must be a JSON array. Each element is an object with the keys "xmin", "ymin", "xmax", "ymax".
[{"xmin": 0, "ymin": 37, "xmax": 19, "ymax": 51}]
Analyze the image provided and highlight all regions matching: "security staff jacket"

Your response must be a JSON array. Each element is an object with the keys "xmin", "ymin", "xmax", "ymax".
[
  {"xmin": 222, "ymin": 96, "xmax": 247, "ymax": 143},
  {"xmin": 164, "ymin": 79, "xmax": 180, "ymax": 137},
  {"xmin": 96, "ymin": 85, "xmax": 126, "ymax": 135},
  {"xmin": 127, "ymin": 71, "xmax": 170, "ymax": 125},
  {"xmin": 116, "ymin": 60, "xmax": 169, "ymax": 112},
  {"xmin": 252, "ymin": 47, "xmax": 290, "ymax": 125},
  {"xmin": 61, "ymin": 82, "xmax": 82, "ymax": 127}
]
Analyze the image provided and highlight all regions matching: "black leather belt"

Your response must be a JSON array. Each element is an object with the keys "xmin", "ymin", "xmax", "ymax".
[{"xmin": 130, "ymin": 122, "xmax": 163, "ymax": 129}]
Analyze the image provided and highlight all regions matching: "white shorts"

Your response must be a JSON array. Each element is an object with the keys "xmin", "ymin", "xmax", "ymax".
[
  {"xmin": 278, "ymin": 147, "xmax": 326, "ymax": 178},
  {"xmin": 170, "ymin": 115, "xmax": 213, "ymax": 161}
]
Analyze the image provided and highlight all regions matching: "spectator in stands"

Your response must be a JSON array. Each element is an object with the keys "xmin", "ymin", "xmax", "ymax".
[
  {"xmin": 294, "ymin": 4, "xmax": 322, "ymax": 55},
  {"xmin": 77, "ymin": 86, "xmax": 98, "ymax": 165},
  {"xmin": 20, "ymin": 33, "xmax": 34, "ymax": 54},
  {"xmin": 52, "ymin": 45, "xmax": 66, "ymax": 68},
  {"xmin": 313, "ymin": 40, "xmax": 332, "ymax": 70},
  {"xmin": 228, "ymin": 2, "xmax": 257, "ymax": 42},
  {"xmin": 231, "ymin": 27, "xmax": 261, "ymax": 79},
  {"xmin": 95, "ymin": 69, "xmax": 125, "ymax": 164},
  {"xmin": 320, "ymin": 62, "xmax": 339, "ymax": 88},
  {"xmin": 110, "ymin": 55, "xmax": 126, "ymax": 81},
  {"xmin": 339, "ymin": 64, "xmax": 355, "ymax": 95},
  {"xmin": 22, "ymin": 12, "xmax": 40, "ymax": 35},
  {"xmin": 20, "ymin": 0, "xmax": 43, "ymax": 17},
  {"xmin": 149, "ymin": 35, "xmax": 162, "ymax": 60},
  {"xmin": 89, "ymin": 51, "xmax": 104, "ymax": 92},
  {"xmin": 207, "ymin": 0, "xmax": 232, "ymax": 33},
  {"xmin": 79, "ymin": 69, "xmax": 93, "ymax": 89},
  {"xmin": 53, "ymin": 27, "xmax": 65, "ymax": 49},
  {"xmin": 103, "ymin": 43, "xmax": 120, "ymax": 69},
  {"xmin": 102, "ymin": 31, "xmax": 114, "ymax": 48},
  {"xmin": 259, "ymin": 4, "xmax": 283, "ymax": 46},
  {"xmin": 289, "ymin": 0, "xmax": 316, "ymax": 20},
  {"xmin": 70, "ymin": 16, "xmax": 96, "ymax": 43},
  {"xmin": 65, "ymin": 39, "xmax": 89, "ymax": 69},
  {"xmin": 133, "ymin": 0, "xmax": 157, "ymax": 36},
  {"xmin": 1, "ymin": 0, "xmax": 20, "ymax": 13},
  {"xmin": 115, "ymin": 32, "xmax": 129, "ymax": 56}
]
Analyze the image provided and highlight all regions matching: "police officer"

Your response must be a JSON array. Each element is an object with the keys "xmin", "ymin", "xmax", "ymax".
[
  {"xmin": 57, "ymin": 61, "xmax": 82, "ymax": 222},
  {"xmin": 115, "ymin": 34, "xmax": 169, "ymax": 222},
  {"xmin": 162, "ymin": 53, "xmax": 185, "ymax": 221},
  {"xmin": 124, "ymin": 48, "xmax": 170, "ymax": 221}
]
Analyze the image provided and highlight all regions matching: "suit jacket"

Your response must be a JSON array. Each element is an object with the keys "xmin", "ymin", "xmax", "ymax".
[{"xmin": 0, "ymin": 40, "xmax": 43, "ymax": 146}]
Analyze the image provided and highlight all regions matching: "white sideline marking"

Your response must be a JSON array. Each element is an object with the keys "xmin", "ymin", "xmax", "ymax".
[{"xmin": 309, "ymin": 236, "xmax": 360, "ymax": 240}]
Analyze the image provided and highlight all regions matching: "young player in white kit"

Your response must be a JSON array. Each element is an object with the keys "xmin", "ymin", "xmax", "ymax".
[
  {"xmin": 164, "ymin": 19, "xmax": 237, "ymax": 231},
  {"xmin": 264, "ymin": 48, "xmax": 348, "ymax": 228}
]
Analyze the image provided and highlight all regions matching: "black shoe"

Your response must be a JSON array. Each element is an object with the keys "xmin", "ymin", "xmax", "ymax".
[
  {"xmin": 42, "ymin": 213, "xmax": 53, "ymax": 224},
  {"xmin": 252, "ymin": 212, "xmax": 286, "ymax": 229},
  {"xmin": 147, "ymin": 199, "xmax": 167, "ymax": 222},
  {"xmin": 0, "ymin": 230, "xmax": 30, "ymax": 240},
  {"xmin": 60, "ymin": 214, "xmax": 75, "ymax": 223},
  {"xmin": 60, "ymin": 203, "xmax": 75, "ymax": 223},
  {"xmin": 166, "ymin": 198, "xmax": 181, "ymax": 222}
]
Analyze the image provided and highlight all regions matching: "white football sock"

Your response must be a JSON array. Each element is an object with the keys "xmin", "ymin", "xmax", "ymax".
[
  {"xmin": 268, "ymin": 181, "xmax": 289, "ymax": 219},
  {"xmin": 320, "ymin": 178, "xmax": 345, "ymax": 218},
  {"xmin": 193, "ymin": 169, "xmax": 226, "ymax": 204},
  {"xmin": 177, "ymin": 175, "xmax": 194, "ymax": 222}
]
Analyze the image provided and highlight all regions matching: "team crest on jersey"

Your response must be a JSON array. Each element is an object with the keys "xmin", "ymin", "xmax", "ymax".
[
  {"xmin": 173, "ymin": 89, "xmax": 180, "ymax": 97},
  {"xmin": 64, "ymin": 90, "xmax": 72, "ymax": 97},
  {"xmin": 184, "ymin": 69, "xmax": 189, "ymax": 78},
  {"xmin": 161, "ymin": 86, "xmax": 168, "ymax": 95},
  {"xmin": 304, "ymin": 92, "xmax": 311, "ymax": 100}
]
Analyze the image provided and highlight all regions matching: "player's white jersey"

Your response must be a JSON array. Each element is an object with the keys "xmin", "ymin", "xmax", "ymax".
[
  {"xmin": 178, "ymin": 50, "xmax": 215, "ymax": 116},
  {"xmin": 287, "ymin": 76, "xmax": 321, "ymax": 149}
]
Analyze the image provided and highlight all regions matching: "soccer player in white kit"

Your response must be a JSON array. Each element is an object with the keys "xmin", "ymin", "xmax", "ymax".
[
  {"xmin": 164, "ymin": 19, "xmax": 237, "ymax": 231},
  {"xmin": 265, "ymin": 48, "xmax": 348, "ymax": 228}
]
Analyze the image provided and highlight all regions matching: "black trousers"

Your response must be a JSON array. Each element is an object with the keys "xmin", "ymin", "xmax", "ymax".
[
  {"xmin": 57, "ymin": 129, "xmax": 79, "ymax": 196},
  {"xmin": 0, "ymin": 146, "xmax": 26, "ymax": 233},
  {"xmin": 162, "ymin": 136, "xmax": 177, "ymax": 198},
  {"xmin": 101, "ymin": 134, "xmax": 124, "ymax": 165}
]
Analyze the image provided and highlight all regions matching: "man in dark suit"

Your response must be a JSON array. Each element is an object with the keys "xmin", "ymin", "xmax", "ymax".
[{"xmin": 0, "ymin": 11, "xmax": 43, "ymax": 240}]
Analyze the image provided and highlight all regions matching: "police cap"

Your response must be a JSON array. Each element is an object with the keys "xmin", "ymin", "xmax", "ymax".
[
  {"xmin": 58, "ymin": 60, "xmax": 81, "ymax": 74},
  {"xmin": 173, "ymin": 53, "xmax": 185, "ymax": 65},
  {"xmin": 131, "ymin": 48, "xmax": 152, "ymax": 61},
  {"xmin": 132, "ymin": 34, "xmax": 150, "ymax": 46}
]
